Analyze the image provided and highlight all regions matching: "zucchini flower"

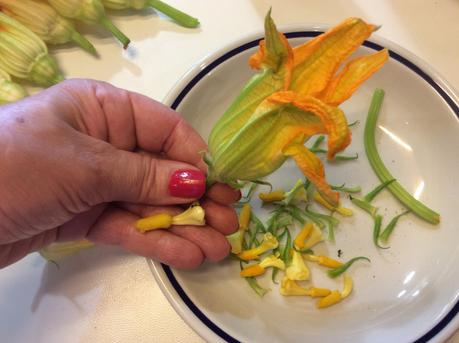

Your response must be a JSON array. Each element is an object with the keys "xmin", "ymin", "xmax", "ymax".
[
  {"xmin": 0, "ymin": 13, "xmax": 64, "ymax": 86},
  {"xmin": 206, "ymin": 10, "xmax": 388, "ymax": 206},
  {"xmin": 240, "ymin": 254, "xmax": 285, "ymax": 277},
  {"xmin": 48, "ymin": 0, "xmax": 130, "ymax": 48},
  {"xmin": 294, "ymin": 223, "xmax": 323, "ymax": 250},
  {"xmin": 313, "ymin": 191, "xmax": 353, "ymax": 216},
  {"xmin": 0, "ymin": 0, "xmax": 96, "ymax": 54},
  {"xmin": 280, "ymin": 277, "xmax": 331, "ymax": 297},
  {"xmin": 101, "ymin": 0, "xmax": 199, "ymax": 28},
  {"xmin": 237, "ymin": 233, "xmax": 278, "ymax": 261},
  {"xmin": 285, "ymin": 249, "xmax": 310, "ymax": 280},
  {"xmin": 135, "ymin": 205, "xmax": 205, "ymax": 233},
  {"xmin": 0, "ymin": 68, "xmax": 27, "ymax": 104},
  {"xmin": 226, "ymin": 203, "xmax": 251, "ymax": 254}
]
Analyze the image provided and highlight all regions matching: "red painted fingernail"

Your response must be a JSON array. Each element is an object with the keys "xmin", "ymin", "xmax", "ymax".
[{"xmin": 169, "ymin": 169, "xmax": 206, "ymax": 198}]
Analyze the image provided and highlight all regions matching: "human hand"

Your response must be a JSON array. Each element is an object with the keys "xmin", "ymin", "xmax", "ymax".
[{"xmin": 0, "ymin": 79, "xmax": 240, "ymax": 269}]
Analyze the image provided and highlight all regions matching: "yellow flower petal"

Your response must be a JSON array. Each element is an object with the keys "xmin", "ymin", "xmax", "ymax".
[
  {"xmin": 283, "ymin": 143, "xmax": 339, "ymax": 206},
  {"xmin": 291, "ymin": 17, "xmax": 376, "ymax": 97},
  {"xmin": 320, "ymin": 49, "xmax": 389, "ymax": 106}
]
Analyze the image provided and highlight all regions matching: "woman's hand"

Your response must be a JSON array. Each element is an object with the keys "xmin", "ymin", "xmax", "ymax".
[{"xmin": 0, "ymin": 79, "xmax": 239, "ymax": 269}]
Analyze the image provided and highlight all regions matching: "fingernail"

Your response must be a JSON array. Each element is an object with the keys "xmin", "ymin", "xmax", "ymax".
[{"xmin": 169, "ymin": 169, "xmax": 206, "ymax": 198}]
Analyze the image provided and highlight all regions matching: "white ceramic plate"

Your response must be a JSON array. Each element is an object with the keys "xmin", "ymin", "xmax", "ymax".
[{"xmin": 150, "ymin": 25, "xmax": 459, "ymax": 343}]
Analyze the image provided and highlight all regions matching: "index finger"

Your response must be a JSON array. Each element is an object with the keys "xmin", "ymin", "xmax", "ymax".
[{"xmin": 51, "ymin": 79, "xmax": 207, "ymax": 170}]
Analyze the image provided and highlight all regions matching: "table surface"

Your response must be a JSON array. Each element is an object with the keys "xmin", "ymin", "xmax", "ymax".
[{"xmin": 1, "ymin": 1, "xmax": 458, "ymax": 342}]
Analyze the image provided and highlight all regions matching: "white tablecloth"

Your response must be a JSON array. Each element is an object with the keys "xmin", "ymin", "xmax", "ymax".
[{"xmin": 1, "ymin": 1, "xmax": 458, "ymax": 342}]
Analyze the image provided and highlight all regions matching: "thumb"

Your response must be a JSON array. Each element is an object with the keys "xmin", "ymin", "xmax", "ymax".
[{"xmin": 99, "ymin": 149, "xmax": 206, "ymax": 205}]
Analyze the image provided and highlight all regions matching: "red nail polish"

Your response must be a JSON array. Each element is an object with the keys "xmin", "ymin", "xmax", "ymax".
[{"xmin": 169, "ymin": 169, "xmax": 206, "ymax": 198}]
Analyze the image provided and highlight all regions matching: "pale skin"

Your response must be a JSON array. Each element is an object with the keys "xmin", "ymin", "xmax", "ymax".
[{"xmin": 0, "ymin": 79, "xmax": 239, "ymax": 269}]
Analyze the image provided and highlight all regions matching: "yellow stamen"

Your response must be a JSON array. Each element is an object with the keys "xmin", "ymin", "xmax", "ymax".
[
  {"xmin": 316, "ymin": 290, "xmax": 342, "ymax": 308},
  {"xmin": 237, "ymin": 233, "xmax": 278, "ymax": 260},
  {"xmin": 294, "ymin": 223, "xmax": 313, "ymax": 249},
  {"xmin": 240, "ymin": 264, "xmax": 265, "ymax": 277},
  {"xmin": 259, "ymin": 190, "xmax": 285, "ymax": 202},
  {"xmin": 135, "ymin": 213, "xmax": 173, "ymax": 233},
  {"xmin": 314, "ymin": 191, "xmax": 353, "ymax": 216},
  {"xmin": 172, "ymin": 205, "xmax": 205, "ymax": 226},
  {"xmin": 239, "ymin": 203, "xmax": 251, "ymax": 230},
  {"xmin": 303, "ymin": 224, "xmax": 323, "ymax": 249},
  {"xmin": 341, "ymin": 274, "xmax": 353, "ymax": 298},
  {"xmin": 259, "ymin": 255, "xmax": 285, "ymax": 270},
  {"xmin": 286, "ymin": 249, "xmax": 310, "ymax": 280},
  {"xmin": 318, "ymin": 256, "xmax": 343, "ymax": 268},
  {"xmin": 304, "ymin": 254, "xmax": 320, "ymax": 262},
  {"xmin": 280, "ymin": 277, "xmax": 331, "ymax": 297},
  {"xmin": 280, "ymin": 277, "xmax": 310, "ymax": 296},
  {"xmin": 308, "ymin": 287, "xmax": 332, "ymax": 297}
]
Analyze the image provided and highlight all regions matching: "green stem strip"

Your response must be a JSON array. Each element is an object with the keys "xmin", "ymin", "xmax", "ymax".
[
  {"xmin": 327, "ymin": 256, "xmax": 370, "ymax": 278},
  {"xmin": 364, "ymin": 89, "xmax": 440, "ymax": 224}
]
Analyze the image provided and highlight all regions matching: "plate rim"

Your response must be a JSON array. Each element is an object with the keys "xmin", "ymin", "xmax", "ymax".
[{"xmin": 152, "ymin": 24, "xmax": 459, "ymax": 343}]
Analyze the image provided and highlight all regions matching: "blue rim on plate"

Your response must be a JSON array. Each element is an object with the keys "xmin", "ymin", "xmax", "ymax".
[{"xmin": 164, "ymin": 31, "xmax": 459, "ymax": 343}]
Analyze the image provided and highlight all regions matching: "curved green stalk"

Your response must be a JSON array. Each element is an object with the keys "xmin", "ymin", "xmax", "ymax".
[
  {"xmin": 148, "ymin": 0, "xmax": 199, "ymax": 28},
  {"xmin": 364, "ymin": 89, "xmax": 440, "ymax": 224},
  {"xmin": 373, "ymin": 214, "xmax": 388, "ymax": 249}
]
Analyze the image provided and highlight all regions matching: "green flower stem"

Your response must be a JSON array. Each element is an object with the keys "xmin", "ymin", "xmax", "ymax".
[
  {"xmin": 100, "ymin": 16, "xmax": 130, "ymax": 48},
  {"xmin": 71, "ymin": 31, "xmax": 97, "ymax": 55},
  {"xmin": 327, "ymin": 256, "xmax": 370, "ymax": 278},
  {"xmin": 148, "ymin": 0, "xmax": 199, "ymax": 28},
  {"xmin": 364, "ymin": 89, "xmax": 440, "ymax": 224},
  {"xmin": 245, "ymin": 276, "xmax": 269, "ymax": 297},
  {"xmin": 311, "ymin": 135, "xmax": 325, "ymax": 149}
]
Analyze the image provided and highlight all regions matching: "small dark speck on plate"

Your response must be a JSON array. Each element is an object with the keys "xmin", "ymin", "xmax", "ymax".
[{"xmin": 338, "ymin": 249, "xmax": 343, "ymax": 258}]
